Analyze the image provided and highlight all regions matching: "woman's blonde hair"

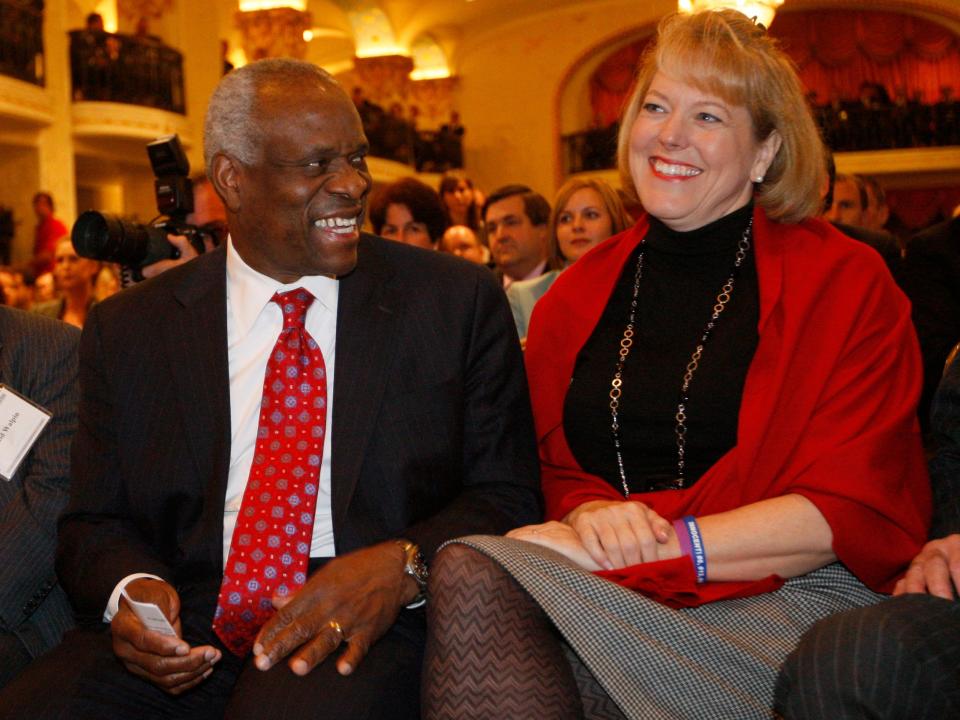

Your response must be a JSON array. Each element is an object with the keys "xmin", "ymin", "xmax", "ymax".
[
  {"xmin": 548, "ymin": 177, "xmax": 633, "ymax": 266},
  {"xmin": 616, "ymin": 9, "xmax": 825, "ymax": 224}
]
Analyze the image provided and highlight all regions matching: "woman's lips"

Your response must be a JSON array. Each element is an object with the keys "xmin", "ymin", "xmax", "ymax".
[{"xmin": 650, "ymin": 157, "xmax": 702, "ymax": 179}]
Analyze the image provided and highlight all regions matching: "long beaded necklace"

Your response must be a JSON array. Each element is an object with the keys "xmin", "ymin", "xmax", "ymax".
[{"xmin": 609, "ymin": 216, "xmax": 753, "ymax": 498}]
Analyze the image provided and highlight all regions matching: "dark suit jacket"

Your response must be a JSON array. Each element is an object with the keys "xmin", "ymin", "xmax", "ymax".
[
  {"xmin": 900, "ymin": 217, "xmax": 960, "ymax": 432},
  {"xmin": 0, "ymin": 307, "xmax": 78, "ymax": 658},
  {"xmin": 929, "ymin": 351, "xmax": 960, "ymax": 539},
  {"xmin": 57, "ymin": 234, "xmax": 541, "ymax": 631},
  {"xmin": 832, "ymin": 221, "xmax": 903, "ymax": 277}
]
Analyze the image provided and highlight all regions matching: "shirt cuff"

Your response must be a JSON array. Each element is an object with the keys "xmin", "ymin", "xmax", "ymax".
[{"xmin": 103, "ymin": 573, "xmax": 165, "ymax": 622}]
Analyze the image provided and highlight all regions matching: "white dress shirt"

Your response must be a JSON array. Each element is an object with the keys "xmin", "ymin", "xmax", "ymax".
[{"xmin": 105, "ymin": 238, "xmax": 338, "ymax": 620}]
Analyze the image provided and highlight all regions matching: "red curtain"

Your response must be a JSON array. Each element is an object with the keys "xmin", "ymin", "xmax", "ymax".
[
  {"xmin": 587, "ymin": 10, "xmax": 960, "ymax": 124},
  {"xmin": 589, "ymin": 38, "xmax": 650, "ymax": 128},
  {"xmin": 886, "ymin": 187, "xmax": 960, "ymax": 231},
  {"xmin": 771, "ymin": 10, "xmax": 960, "ymax": 103}
]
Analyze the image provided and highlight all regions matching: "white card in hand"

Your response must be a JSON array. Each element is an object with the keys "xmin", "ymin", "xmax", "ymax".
[
  {"xmin": 121, "ymin": 589, "xmax": 178, "ymax": 636},
  {"xmin": 0, "ymin": 384, "xmax": 52, "ymax": 481}
]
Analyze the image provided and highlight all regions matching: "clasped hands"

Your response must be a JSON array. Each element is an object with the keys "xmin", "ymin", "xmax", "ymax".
[
  {"xmin": 112, "ymin": 541, "xmax": 416, "ymax": 693},
  {"xmin": 506, "ymin": 499, "xmax": 676, "ymax": 571}
]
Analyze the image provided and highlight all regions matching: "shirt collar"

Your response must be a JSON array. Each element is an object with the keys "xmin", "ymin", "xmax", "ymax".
[
  {"xmin": 503, "ymin": 259, "xmax": 547, "ymax": 289},
  {"xmin": 226, "ymin": 236, "xmax": 338, "ymax": 339}
]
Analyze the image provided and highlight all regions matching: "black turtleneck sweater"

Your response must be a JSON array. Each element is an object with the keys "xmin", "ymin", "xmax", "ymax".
[{"xmin": 563, "ymin": 204, "xmax": 760, "ymax": 495}]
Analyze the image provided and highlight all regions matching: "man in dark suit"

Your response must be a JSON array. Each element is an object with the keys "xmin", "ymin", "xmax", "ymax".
[
  {"xmin": 775, "ymin": 353, "xmax": 960, "ymax": 719},
  {"xmin": 0, "ymin": 307, "xmax": 78, "ymax": 687},
  {"xmin": 0, "ymin": 59, "xmax": 540, "ymax": 719},
  {"xmin": 899, "ymin": 215, "xmax": 960, "ymax": 433}
]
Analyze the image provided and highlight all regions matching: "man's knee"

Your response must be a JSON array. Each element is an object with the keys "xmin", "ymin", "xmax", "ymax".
[
  {"xmin": 226, "ymin": 614, "xmax": 424, "ymax": 720},
  {"xmin": 776, "ymin": 595, "xmax": 960, "ymax": 719}
]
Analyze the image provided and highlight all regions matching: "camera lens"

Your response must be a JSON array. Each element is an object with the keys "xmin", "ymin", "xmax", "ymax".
[{"xmin": 72, "ymin": 211, "xmax": 176, "ymax": 268}]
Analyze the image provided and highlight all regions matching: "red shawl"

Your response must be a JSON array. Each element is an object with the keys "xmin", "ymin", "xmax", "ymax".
[{"xmin": 525, "ymin": 206, "xmax": 931, "ymax": 606}]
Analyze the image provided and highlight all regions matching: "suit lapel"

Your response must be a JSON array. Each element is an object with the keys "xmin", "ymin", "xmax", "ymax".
[
  {"xmin": 331, "ymin": 235, "xmax": 401, "ymax": 534},
  {"xmin": 162, "ymin": 248, "xmax": 232, "ymax": 570}
]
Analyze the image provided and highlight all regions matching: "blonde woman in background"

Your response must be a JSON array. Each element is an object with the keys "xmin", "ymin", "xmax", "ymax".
[{"xmin": 508, "ymin": 177, "xmax": 631, "ymax": 343}]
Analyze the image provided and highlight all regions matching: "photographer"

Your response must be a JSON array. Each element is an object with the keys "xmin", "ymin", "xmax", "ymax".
[
  {"xmin": 73, "ymin": 136, "xmax": 225, "ymax": 283},
  {"xmin": 142, "ymin": 176, "xmax": 226, "ymax": 279}
]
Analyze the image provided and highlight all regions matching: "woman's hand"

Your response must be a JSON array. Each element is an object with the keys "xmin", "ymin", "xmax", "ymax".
[
  {"xmin": 506, "ymin": 521, "xmax": 604, "ymax": 571},
  {"xmin": 563, "ymin": 500, "xmax": 672, "ymax": 570}
]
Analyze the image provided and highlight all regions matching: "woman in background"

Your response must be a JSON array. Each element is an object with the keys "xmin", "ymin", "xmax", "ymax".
[
  {"xmin": 32, "ymin": 237, "xmax": 98, "ymax": 328},
  {"xmin": 439, "ymin": 171, "xmax": 482, "ymax": 231},
  {"xmin": 368, "ymin": 177, "xmax": 448, "ymax": 249},
  {"xmin": 508, "ymin": 177, "xmax": 631, "ymax": 342}
]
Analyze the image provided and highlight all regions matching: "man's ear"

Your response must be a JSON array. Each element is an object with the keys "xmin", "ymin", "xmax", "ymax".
[{"xmin": 210, "ymin": 153, "xmax": 242, "ymax": 212}]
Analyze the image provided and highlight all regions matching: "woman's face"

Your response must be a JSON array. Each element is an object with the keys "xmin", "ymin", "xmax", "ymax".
[
  {"xmin": 53, "ymin": 239, "xmax": 98, "ymax": 292},
  {"xmin": 443, "ymin": 180, "xmax": 473, "ymax": 215},
  {"xmin": 628, "ymin": 71, "xmax": 779, "ymax": 231},
  {"xmin": 380, "ymin": 203, "xmax": 434, "ymax": 249},
  {"xmin": 556, "ymin": 188, "xmax": 614, "ymax": 263}
]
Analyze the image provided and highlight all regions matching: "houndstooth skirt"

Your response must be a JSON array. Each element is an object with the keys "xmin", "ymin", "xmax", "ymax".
[{"xmin": 453, "ymin": 535, "xmax": 886, "ymax": 720}]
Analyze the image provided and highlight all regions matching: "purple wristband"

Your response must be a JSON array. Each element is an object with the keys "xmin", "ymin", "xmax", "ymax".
[
  {"xmin": 674, "ymin": 515, "xmax": 707, "ymax": 583},
  {"xmin": 673, "ymin": 518, "xmax": 693, "ymax": 558}
]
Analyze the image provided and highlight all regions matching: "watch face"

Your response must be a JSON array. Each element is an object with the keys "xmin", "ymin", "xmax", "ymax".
[{"xmin": 397, "ymin": 540, "xmax": 428, "ymax": 586}]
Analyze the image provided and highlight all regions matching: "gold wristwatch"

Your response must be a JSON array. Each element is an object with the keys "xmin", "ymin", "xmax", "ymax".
[{"xmin": 395, "ymin": 539, "xmax": 428, "ymax": 608}]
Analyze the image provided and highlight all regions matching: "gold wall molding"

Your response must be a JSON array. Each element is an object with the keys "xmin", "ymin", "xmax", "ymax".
[
  {"xmin": 0, "ymin": 76, "xmax": 53, "ymax": 126},
  {"xmin": 71, "ymin": 101, "xmax": 193, "ymax": 145}
]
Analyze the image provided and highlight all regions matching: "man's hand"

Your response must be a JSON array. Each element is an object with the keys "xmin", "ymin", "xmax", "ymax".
[
  {"xmin": 252, "ymin": 541, "xmax": 415, "ymax": 677},
  {"xmin": 111, "ymin": 578, "xmax": 221, "ymax": 694},
  {"xmin": 894, "ymin": 534, "xmax": 960, "ymax": 600},
  {"xmin": 140, "ymin": 234, "xmax": 201, "ymax": 279},
  {"xmin": 563, "ymin": 500, "xmax": 672, "ymax": 570},
  {"xmin": 507, "ymin": 521, "xmax": 604, "ymax": 571}
]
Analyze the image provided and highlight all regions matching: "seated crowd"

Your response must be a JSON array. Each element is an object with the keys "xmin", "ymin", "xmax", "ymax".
[{"xmin": 0, "ymin": 9, "xmax": 957, "ymax": 719}]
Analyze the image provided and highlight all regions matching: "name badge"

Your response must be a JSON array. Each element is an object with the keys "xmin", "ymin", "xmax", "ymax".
[{"xmin": 0, "ymin": 384, "xmax": 52, "ymax": 481}]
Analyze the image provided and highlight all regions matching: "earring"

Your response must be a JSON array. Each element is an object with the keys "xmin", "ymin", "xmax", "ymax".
[{"xmin": 754, "ymin": 176, "xmax": 764, "ymax": 183}]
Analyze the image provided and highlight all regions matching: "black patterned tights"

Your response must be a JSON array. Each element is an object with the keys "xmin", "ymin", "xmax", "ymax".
[{"xmin": 422, "ymin": 543, "xmax": 625, "ymax": 720}]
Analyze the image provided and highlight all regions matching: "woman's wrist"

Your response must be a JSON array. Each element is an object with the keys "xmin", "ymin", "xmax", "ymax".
[{"xmin": 672, "ymin": 516, "xmax": 708, "ymax": 583}]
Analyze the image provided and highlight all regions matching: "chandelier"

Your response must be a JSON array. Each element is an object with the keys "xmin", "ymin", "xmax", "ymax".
[{"xmin": 678, "ymin": 0, "xmax": 785, "ymax": 28}]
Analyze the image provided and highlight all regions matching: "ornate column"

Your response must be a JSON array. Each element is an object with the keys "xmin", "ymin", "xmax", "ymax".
[
  {"xmin": 408, "ymin": 76, "xmax": 459, "ymax": 129},
  {"xmin": 235, "ymin": 7, "xmax": 312, "ymax": 61},
  {"xmin": 350, "ymin": 55, "xmax": 414, "ymax": 108}
]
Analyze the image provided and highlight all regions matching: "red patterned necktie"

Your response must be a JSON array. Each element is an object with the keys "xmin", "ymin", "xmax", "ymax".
[{"xmin": 213, "ymin": 288, "xmax": 327, "ymax": 656}]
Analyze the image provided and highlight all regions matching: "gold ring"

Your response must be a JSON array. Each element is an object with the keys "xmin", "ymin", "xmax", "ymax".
[{"xmin": 328, "ymin": 620, "xmax": 343, "ymax": 638}]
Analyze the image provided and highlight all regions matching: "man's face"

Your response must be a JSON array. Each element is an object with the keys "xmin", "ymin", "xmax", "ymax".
[
  {"xmin": 0, "ymin": 271, "xmax": 19, "ymax": 306},
  {"xmin": 862, "ymin": 183, "xmax": 889, "ymax": 231},
  {"xmin": 826, "ymin": 178, "xmax": 864, "ymax": 226},
  {"xmin": 484, "ymin": 195, "xmax": 547, "ymax": 279},
  {"xmin": 188, "ymin": 180, "xmax": 227, "ymax": 227},
  {"xmin": 441, "ymin": 225, "xmax": 486, "ymax": 264},
  {"xmin": 224, "ymin": 78, "xmax": 372, "ymax": 282}
]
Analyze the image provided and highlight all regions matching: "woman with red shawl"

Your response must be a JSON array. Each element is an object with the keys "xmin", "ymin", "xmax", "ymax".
[{"xmin": 423, "ymin": 10, "xmax": 930, "ymax": 720}]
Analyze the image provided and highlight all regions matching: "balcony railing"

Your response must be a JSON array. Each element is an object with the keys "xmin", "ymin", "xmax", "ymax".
[
  {"xmin": 69, "ymin": 30, "xmax": 185, "ymax": 114},
  {"xmin": 357, "ymin": 102, "xmax": 463, "ymax": 172},
  {"xmin": 0, "ymin": 1, "xmax": 44, "ymax": 85},
  {"xmin": 563, "ymin": 102, "xmax": 960, "ymax": 175}
]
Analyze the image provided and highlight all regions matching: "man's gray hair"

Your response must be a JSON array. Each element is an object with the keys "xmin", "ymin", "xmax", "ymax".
[{"xmin": 203, "ymin": 58, "xmax": 336, "ymax": 176}]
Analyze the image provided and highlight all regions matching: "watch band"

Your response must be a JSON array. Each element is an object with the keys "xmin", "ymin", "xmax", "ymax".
[{"xmin": 395, "ymin": 539, "xmax": 428, "ymax": 608}]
